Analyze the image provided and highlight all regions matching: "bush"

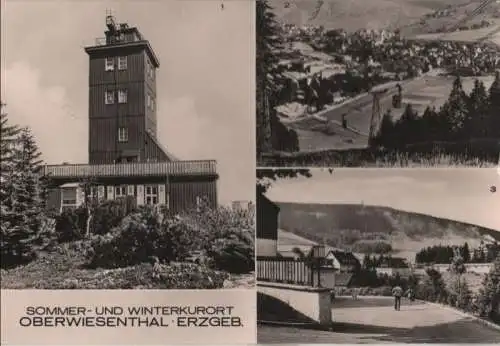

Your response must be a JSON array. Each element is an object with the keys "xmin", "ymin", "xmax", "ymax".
[
  {"xmin": 54, "ymin": 207, "xmax": 87, "ymax": 243},
  {"xmin": 87, "ymin": 207, "xmax": 198, "ymax": 269},
  {"xmin": 184, "ymin": 203, "xmax": 255, "ymax": 274},
  {"xmin": 90, "ymin": 197, "xmax": 137, "ymax": 235},
  {"xmin": 475, "ymin": 255, "xmax": 500, "ymax": 323}
]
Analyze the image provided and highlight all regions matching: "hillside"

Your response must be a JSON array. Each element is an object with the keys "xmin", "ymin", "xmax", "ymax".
[
  {"xmin": 277, "ymin": 202, "xmax": 500, "ymax": 261},
  {"xmin": 270, "ymin": 0, "xmax": 500, "ymax": 34}
]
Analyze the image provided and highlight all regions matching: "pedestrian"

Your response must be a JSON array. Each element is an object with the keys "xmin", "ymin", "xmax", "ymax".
[
  {"xmin": 392, "ymin": 285, "xmax": 403, "ymax": 311},
  {"xmin": 352, "ymin": 287, "xmax": 358, "ymax": 300}
]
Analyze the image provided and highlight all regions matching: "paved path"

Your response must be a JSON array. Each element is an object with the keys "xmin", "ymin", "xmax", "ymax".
[{"xmin": 258, "ymin": 297, "xmax": 500, "ymax": 343}]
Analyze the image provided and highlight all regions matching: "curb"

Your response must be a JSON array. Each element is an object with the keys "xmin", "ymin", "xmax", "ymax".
[
  {"xmin": 257, "ymin": 320, "xmax": 329, "ymax": 330},
  {"xmin": 419, "ymin": 300, "xmax": 500, "ymax": 332}
]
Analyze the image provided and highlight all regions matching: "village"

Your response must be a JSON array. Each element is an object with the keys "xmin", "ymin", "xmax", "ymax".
[{"xmin": 274, "ymin": 22, "xmax": 499, "ymax": 121}]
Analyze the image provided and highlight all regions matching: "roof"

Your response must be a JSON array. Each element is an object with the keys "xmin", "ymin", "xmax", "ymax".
[
  {"xmin": 257, "ymin": 193, "xmax": 280, "ymax": 213},
  {"xmin": 145, "ymin": 131, "xmax": 179, "ymax": 161},
  {"xmin": 379, "ymin": 257, "xmax": 409, "ymax": 268},
  {"xmin": 85, "ymin": 40, "xmax": 160, "ymax": 67},
  {"xmin": 44, "ymin": 160, "xmax": 217, "ymax": 179},
  {"xmin": 329, "ymin": 250, "xmax": 360, "ymax": 266}
]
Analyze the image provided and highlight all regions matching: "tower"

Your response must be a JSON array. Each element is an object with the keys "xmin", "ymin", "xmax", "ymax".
[{"xmin": 85, "ymin": 13, "xmax": 174, "ymax": 164}]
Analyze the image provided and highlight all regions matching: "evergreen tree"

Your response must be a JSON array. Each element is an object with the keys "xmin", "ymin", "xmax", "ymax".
[
  {"xmin": 395, "ymin": 104, "xmax": 419, "ymax": 146},
  {"xmin": 374, "ymin": 109, "xmax": 395, "ymax": 148},
  {"xmin": 486, "ymin": 71, "xmax": 500, "ymax": 138},
  {"xmin": 256, "ymin": 0, "xmax": 284, "ymax": 157},
  {"xmin": 0, "ymin": 113, "xmax": 46, "ymax": 268},
  {"xmin": 465, "ymin": 79, "xmax": 489, "ymax": 138},
  {"xmin": 441, "ymin": 76, "xmax": 468, "ymax": 139},
  {"xmin": 461, "ymin": 242, "xmax": 471, "ymax": 263}
]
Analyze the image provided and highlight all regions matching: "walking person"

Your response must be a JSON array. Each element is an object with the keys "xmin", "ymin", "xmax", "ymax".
[{"xmin": 392, "ymin": 285, "xmax": 403, "ymax": 311}]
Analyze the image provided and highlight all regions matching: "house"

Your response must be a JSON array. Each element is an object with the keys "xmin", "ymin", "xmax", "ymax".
[
  {"xmin": 256, "ymin": 192, "xmax": 279, "ymax": 257},
  {"xmin": 325, "ymin": 250, "xmax": 361, "ymax": 272},
  {"xmin": 44, "ymin": 15, "xmax": 218, "ymax": 214},
  {"xmin": 375, "ymin": 257, "xmax": 411, "ymax": 277}
]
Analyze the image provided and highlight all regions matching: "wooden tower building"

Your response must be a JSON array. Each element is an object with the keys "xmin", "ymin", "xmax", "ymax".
[{"xmin": 45, "ymin": 14, "xmax": 218, "ymax": 214}]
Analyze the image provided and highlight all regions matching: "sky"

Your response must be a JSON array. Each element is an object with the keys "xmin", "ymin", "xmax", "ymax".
[
  {"xmin": 265, "ymin": 168, "xmax": 500, "ymax": 231},
  {"xmin": 0, "ymin": 0, "xmax": 255, "ymax": 205}
]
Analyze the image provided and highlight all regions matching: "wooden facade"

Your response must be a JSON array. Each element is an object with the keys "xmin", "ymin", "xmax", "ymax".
[
  {"xmin": 85, "ymin": 18, "xmax": 164, "ymax": 164},
  {"xmin": 45, "ymin": 16, "xmax": 218, "ymax": 213},
  {"xmin": 257, "ymin": 192, "xmax": 279, "ymax": 240}
]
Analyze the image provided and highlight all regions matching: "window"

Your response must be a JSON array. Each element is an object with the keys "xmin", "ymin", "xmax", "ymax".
[
  {"xmin": 145, "ymin": 185, "xmax": 158, "ymax": 205},
  {"xmin": 105, "ymin": 57, "xmax": 114, "ymax": 71},
  {"xmin": 151, "ymin": 67, "xmax": 155, "ymax": 80},
  {"xmin": 151, "ymin": 98, "xmax": 155, "ymax": 111},
  {"xmin": 147, "ymin": 94, "xmax": 151, "ymax": 108},
  {"xmin": 61, "ymin": 188, "xmax": 77, "ymax": 211},
  {"xmin": 118, "ymin": 56, "xmax": 127, "ymax": 70},
  {"xmin": 105, "ymin": 91, "xmax": 115, "ymax": 104},
  {"xmin": 115, "ymin": 185, "xmax": 127, "ymax": 198},
  {"xmin": 118, "ymin": 89, "xmax": 128, "ymax": 103},
  {"xmin": 118, "ymin": 127, "xmax": 128, "ymax": 142}
]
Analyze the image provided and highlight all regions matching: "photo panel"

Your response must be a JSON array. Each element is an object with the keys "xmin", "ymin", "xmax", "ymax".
[
  {"xmin": 256, "ymin": 167, "xmax": 500, "ymax": 343},
  {"xmin": 256, "ymin": 0, "xmax": 500, "ymax": 167}
]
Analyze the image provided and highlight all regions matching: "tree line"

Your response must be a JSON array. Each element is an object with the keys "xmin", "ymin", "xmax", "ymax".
[
  {"xmin": 415, "ymin": 241, "xmax": 500, "ymax": 264},
  {"xmin": 373, "ymin": 73, "xmax": 500, "ymax": 149}
]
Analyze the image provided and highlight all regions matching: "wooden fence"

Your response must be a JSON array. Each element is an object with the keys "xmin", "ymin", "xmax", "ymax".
[{"xmin": 257, "ymin": 257, "xmax": 319, "ymax": 287}]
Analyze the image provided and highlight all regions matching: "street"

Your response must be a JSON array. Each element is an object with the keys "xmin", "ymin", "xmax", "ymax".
[{"xmin": 258, "ymin": 297, "xmax": 500, "ymax": 343}]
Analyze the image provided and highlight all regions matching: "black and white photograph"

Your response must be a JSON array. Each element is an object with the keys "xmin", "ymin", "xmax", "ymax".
[
  {"xmin": 257, "ymin": 168, "xmax": 500, "ymax": 343},
  {"xmin": 257, "ymin": 0, "xmax": 500, "ymax": 167},
  {"xmin": 1, "ymin": 1, "xmax": 255, "ymax": 290}
]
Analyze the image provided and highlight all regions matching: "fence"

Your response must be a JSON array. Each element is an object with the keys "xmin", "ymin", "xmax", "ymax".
[{"xmin": 257, "ymin": 257, "xmax": 320, "ymax": 287}]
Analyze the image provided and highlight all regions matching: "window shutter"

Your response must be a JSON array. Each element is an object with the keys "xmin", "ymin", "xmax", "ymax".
[
  {"xmin": 136, "ymin": 185, "xmax": 144, "ymax": 206},
  {"xmin": 158, "ymin": 184, "xmax": 165, "ymax": 205},
  {"xmin": 107, "ymin": 186, "xmax": 114, "ymax": 200},
  {"xmin": 127, "ymin": 185, "xmax": 134, "ymax": 196},
  {"xmin": 76, "ymin": 187, "xmax": 83, "ymax": 207}
]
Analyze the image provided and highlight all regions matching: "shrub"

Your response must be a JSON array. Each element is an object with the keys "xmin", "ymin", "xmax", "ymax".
[
  {"xmin": 90, "ymin": 197, "xmax": 137, "ymax": 235},
  {"xmin": 184, "ymin": 203, "xmax": 255, "ymax": 274},
  {"xmin": 54, "ymin": 207, "xmax": 87, "ymax": 243},
  {"xmin": 87, "ymin": 207, "xmax": 198, "ymax": 268},
  {"xmin": 475, "ymin": 255, "xmax": 500, "ymax": 323}
]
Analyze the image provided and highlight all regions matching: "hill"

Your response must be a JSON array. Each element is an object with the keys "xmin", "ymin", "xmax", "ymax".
[
  {"xmin": 276, "ymin": 202, "xmax": 500, "ymax": 261},
  {"xmin": 270, "ymin": 0, "xmax": 500, "ymax": 34}
]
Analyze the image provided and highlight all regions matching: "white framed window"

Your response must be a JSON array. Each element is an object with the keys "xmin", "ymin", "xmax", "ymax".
[
  {"xmin": 118, "ymin": 127, "xmax": 128, "ymax": 142},
  {"xmin": 147, "ymin": 94, "xmax": 151, "ymax": 108},
  {"xmin": 118, "ymin": 56, "xmax": 127, "ymax": 70},
  {"xmin": 105, "ymin": 91, "xmax": 115, "ymax": 104},
  {"xmin": 118, "ymin": 89, "xmax": 128, "ymax": 103},
  {"xmin": 115, "ymin": 185, "xmax": 127, "ymax": 198},
  {"xmin": 61, "ymin": 188, "xmax": 77, "ymax": 211},
  {"xmin": 105, "ymin": 57, "xmax": 114, "ymax": 71},
  {"xmin": 145, "ymin": 185, "xmax": 158, "ymax": 205}
]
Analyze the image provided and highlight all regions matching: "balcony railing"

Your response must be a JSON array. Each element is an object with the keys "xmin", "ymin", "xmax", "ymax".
[{"xmin": 44, "ymin": 160, "xmax": 217, "ymax": 179}]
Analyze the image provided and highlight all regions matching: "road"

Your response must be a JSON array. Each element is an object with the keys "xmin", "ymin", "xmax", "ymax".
[{"xmin": 258, "ymin": 297, "xmax": 500, "ymax": 343}]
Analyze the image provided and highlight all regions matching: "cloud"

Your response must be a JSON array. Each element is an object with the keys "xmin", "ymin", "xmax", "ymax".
[{"xmin": 1, "ymin": 62, "xmax": 87, "ymax": 164}]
